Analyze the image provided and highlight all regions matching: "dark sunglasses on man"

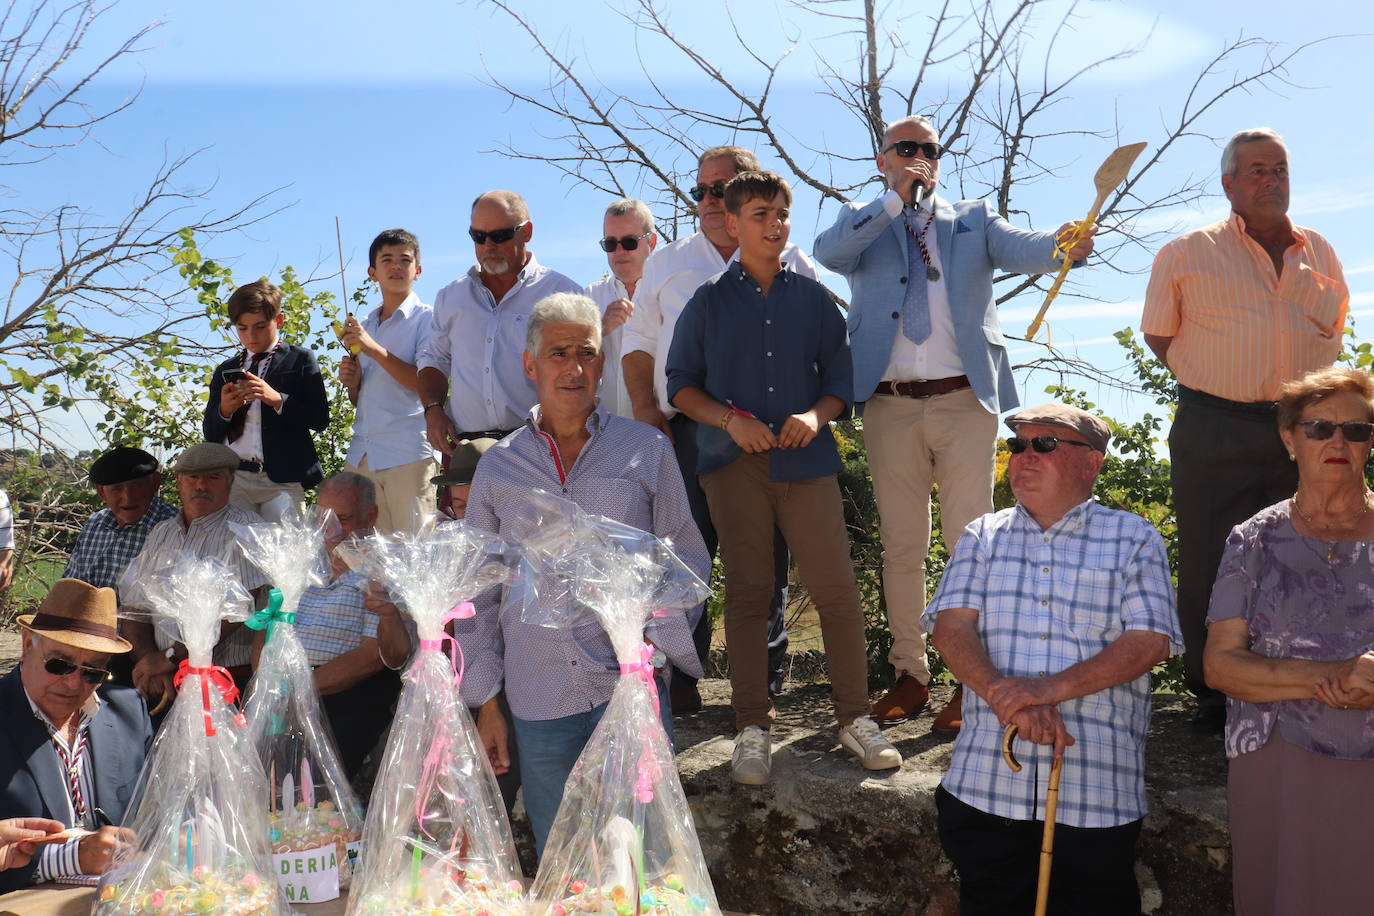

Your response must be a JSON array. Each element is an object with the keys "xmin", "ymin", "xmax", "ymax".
[
  {"xmin": 688, "ymin": 181, "xmax": 727, "ymax": 203},
  {"xmin": 1296, "ymin": 419, "xmax": 1374, "ymax": 442},
  {"xmin": 881, "ymin": 139, "xmax": 945, "ymax": 160},
  {"xmin": 1006, "ymin": 435, "xmax": 1094, "ymax": 455},
  {"xmin": 44, "ymin": 656, "xmax": 113, "ymax": 685},
  {"xmin": 598, "ymin": 232, "xmax": 653, "ymax": 253},
  {"xmin": 468, "ymin": 221, "xmax": 528, "ymax": 245}
]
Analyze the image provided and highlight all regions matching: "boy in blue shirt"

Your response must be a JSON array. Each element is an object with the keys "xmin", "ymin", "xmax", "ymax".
[{"xmin": 666, "ymin": 170, "xmax": 900, "ymax": 785}]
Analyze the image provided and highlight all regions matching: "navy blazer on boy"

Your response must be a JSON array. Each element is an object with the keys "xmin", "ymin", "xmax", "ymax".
[
  {"xmin": 202, "ymin": 343, "xmax": 330, "ymax": 490},
  {"xmin": 0, "ymin": 667, "xmax": 153, "ymax": 892},
  {"xmin": 813, "ymin": 195, "xmax": 1063, "ymax": 414}
]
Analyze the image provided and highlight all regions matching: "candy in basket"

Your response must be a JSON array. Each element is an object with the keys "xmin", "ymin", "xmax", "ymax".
[
  {"xmin": 95, "ymin": 557, "xmax": 283, "ymax": 916},
  {"xmin": 234, "ymin": 508, "xmax": 365, "ymax": 903},
  {"xmin": 520, "ymin": 494, "xmax": 722, "ymax": 916},
  {"xmin": 336, "ymin": 522, "xmax": 527, "ymax": 916}
]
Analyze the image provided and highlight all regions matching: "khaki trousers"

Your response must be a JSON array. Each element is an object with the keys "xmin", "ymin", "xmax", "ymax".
[
  {"xmin": 229, "ymin": 469, "xmax": 305, "ymax": 520},
  {"xmin": 346, "ymin": 455, "xmax": 439, "ymax": 534},
  {"xmin": 863, "ymin": 386, "xmax": 997, "ymax": 683},
  {"xmin": 700, "ymin": 453, "xmax": 870, "ymax": 731}
]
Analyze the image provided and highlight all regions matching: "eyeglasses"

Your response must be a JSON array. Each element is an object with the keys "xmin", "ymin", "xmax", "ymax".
[
  {"xmin": 468, "ymin": 222, "xmax": 528, "ymax": 245},
  {"xmin": 43, "ymin": 656, "xmax": 112, "ymax": 686},
  {"xmin": 598, "ymin": 233, "xmax": 653, "ymax": 252},
  {"xmin": 688, "ymin": 182, "xmax": 727, "ymax": 203},
  {"xmin": 1006, "ymin": 436, "xmax": 1095, "ymax": 455},
  {"xmin": 881, "ymin": 139, "xmax": 944, "ymax": 160},
  {"xmin": 1296, "ymin": 419, "xmax": 1374, "ymax": 442}
]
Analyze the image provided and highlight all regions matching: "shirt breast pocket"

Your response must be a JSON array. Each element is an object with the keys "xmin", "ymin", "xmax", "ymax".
[
  {"xmin": 1288, "ymin": 262, "xmax": 1348, "ymax": 338},
  {"xmin": 1051, "ymin": 568, "xmax": 1124, "ymax": 649}
]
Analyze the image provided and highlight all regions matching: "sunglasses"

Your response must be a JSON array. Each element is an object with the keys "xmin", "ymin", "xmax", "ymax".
[
  {"xmin": 688, "ymin": 182, "xmax": 727, "ymax": 203},
  {"xmin": 881, "ymin": 139, "xmax": 945, "ymax": 160},
  {"xmin": 467, "ymin": 221, "xmax": 528, "ymax": 245},
  {"xmin": 1296, "ymin": 419, "xmax": 1374, "ymax": 442},
  {"xmin": 1006, "ymin": 436, "xmax": 1095, "ymax": 455},
  {"xmin": 44, "ymin": 656, "xmax": 112, "ymax": 686},
  {"xmin": 598, "ymin": 233, "xmax": 652, "ymax": 253}
]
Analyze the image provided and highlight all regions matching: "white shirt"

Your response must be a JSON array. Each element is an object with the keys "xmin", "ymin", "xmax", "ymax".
[
  {"xmin": 345, "ymin": 292, "xmax": 437, "ymax": 471},
  {"xmin": 584, "ymin": 274, "xmax": 635, "ymax": 419},
  {"xmin": 879, "ymin": 190, "xmax": 966, "ymax": 382},
  {"xmin": 0, "ymin": 490, "xmax": 13, "ymax": 550},
  {"xmin": 417, "ymin": 254, "xmax": 582, "ymax": 433},
  {"xmin": 223, "ymin": 347, "xmax": 285, "ymax": 463},
  {"xmin": 622, "ymin": 232, "xmax": 819, "ymax": 419}
]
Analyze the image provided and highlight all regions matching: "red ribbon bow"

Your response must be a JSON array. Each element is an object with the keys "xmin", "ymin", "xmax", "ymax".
[{"xmin": 173, "ymin": 660, "xmax": 246, "ymax": 736}]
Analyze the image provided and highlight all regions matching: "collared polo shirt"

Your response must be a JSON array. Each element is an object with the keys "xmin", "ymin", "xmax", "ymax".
[{"xmin": 345, "ymin": 292, "xmax": 437, "ymax": 471}]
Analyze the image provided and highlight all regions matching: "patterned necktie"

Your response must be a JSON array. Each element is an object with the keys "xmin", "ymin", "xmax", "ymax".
[
  {"xmin": 900, "ymin": 209, "xmax": 933, "ymax": 344},
  {"xmin": 226, "ymin": 351, "xmax": 268, "ymax": 443}
]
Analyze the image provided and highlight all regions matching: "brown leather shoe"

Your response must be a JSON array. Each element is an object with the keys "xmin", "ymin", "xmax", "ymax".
[
  {"xmin": 870, "ymin": 673, "xmax": 930, "ymax": 721},
  {"xmin": 932, "ymin": 685, "xmax": 964, "ymax": 734}
]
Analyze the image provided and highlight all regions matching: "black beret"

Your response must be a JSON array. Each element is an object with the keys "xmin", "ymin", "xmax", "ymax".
[{"xmin": 89, "ymin": 446, "xmax": 159, "ymax": 486}]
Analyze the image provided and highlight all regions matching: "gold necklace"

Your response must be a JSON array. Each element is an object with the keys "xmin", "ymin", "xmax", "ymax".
[{"xmin": 1291, "ymin": 492, "xmax": 1373, "ymax": 560}]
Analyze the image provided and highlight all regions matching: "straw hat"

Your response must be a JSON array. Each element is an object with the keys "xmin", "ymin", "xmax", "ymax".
[{"xmin": 18, "ymin": 578, "xmax": 131, "ymax": 654}]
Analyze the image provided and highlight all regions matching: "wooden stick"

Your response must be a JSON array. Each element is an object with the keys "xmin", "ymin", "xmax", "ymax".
[{"xmin": 1001, "ymin": 723, "xmax": 1065, "ymax": 916}]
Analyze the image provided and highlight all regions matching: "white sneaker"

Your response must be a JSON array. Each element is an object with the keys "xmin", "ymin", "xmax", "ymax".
[
  {"xmin": 839, "ymin": 715, "xmax": 902, "ymax": 770},
  {"xmin": 731, "ymin": 726, "xmax": 772, "ymax": 785}
]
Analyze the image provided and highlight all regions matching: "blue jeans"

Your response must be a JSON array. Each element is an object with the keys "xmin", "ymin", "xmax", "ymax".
[{"xmin": 512, "ymin": 682, "xmax": 674, "ymax": 860}]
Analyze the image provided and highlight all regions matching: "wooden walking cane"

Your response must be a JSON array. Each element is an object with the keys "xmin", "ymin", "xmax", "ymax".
[
  {"xmin": 1002, "ymin": 723, "xmax": 1064, "ymax": 916},
  {"xmin": 1023, "ymin": 141, "xmax": 1147, "ymax": 342}
]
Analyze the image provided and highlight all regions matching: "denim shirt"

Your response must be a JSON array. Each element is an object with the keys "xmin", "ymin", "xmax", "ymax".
[{"xmin": 665, "ymin": 264, "xmax": 853, "ymax": 482}]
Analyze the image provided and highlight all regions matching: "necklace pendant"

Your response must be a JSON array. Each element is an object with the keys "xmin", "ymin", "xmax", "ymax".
[{"xmin": 926, "ymin": 265, "xmax": 941, "ymax": 281}]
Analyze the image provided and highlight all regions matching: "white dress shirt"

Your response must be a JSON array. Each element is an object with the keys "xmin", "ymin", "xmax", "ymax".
[
  {"xmin": 345, "ymin": 292, "xmax": 437, "ymax": 471},
  {"xmin": 417, "ymin": 254, "xmax": 582, "ymax": 433},
  {"xmin": 222, "ymin": 346, "xmax": 286, "ymax": 463},
  {"xmin": 584, "ymin": 274, "xmax": 635, "ymax": 419},
  {"xmin": 622, "ymin": 231, "xmax": 819, "ymax": 419},
  {"xmin": 879, "ymin": 189, "xmax": 966, "ymax": 382}
]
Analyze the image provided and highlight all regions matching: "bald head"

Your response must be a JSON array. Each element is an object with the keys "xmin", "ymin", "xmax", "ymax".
[{"xmin": 471, "ymin": 190, "xmax": 530, "ymax": 223}]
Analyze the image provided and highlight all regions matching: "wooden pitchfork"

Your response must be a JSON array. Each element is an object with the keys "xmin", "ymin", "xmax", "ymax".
[
  {"xmin": 1002, "ymin": 723, "xmax": 1064, "ymax": 916},
  {"xmin": 1024, "ymin": 141, "xmax": 1147, "ymax": 342}
]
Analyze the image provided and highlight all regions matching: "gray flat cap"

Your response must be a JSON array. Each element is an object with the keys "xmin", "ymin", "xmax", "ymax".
[{"xmin": 171, "ymin": 442, "xmax": 241, "ymax": 475}]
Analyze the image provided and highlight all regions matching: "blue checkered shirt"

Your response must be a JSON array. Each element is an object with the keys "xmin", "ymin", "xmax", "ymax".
[
  {"xmin": 922, "ymin": 499, "xmax": 1181, "ymax": 828},
  {"xmin": 293, "ymin": 569, "xmax": 380, "ymax": 666},
  {"xmin": 461, "ymin": 402, "xmax": 710, "ymax": 721},
  {"xmin": 63, "ymin": 499, "xmax": 179, "ymax": 595}
]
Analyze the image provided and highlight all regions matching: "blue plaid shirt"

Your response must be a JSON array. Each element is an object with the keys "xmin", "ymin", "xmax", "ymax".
[
  {"xmin": 922, "ymin": 499, "xmax": 1181, "ymax": 828},
  {"xmin": 63, "ymin": 499, "xmax": 179, "ymax": 595},
  {"xmin": 293, "ymin": 569, "xmax": 380, "ymax": 666}
]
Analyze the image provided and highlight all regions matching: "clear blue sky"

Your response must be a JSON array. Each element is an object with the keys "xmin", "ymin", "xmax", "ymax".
[{"xmin": 21, "ymin": 0, "xmax": 1374, "ymax": 452}]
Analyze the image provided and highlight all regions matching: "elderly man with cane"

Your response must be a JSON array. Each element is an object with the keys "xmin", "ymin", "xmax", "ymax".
[{"xmin": 923, "ymin": 404, "xmax": 1180, "ymax": 915}]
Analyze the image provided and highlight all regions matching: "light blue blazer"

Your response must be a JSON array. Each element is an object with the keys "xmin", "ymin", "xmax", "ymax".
[{"xmin": 813, "ymin": 194, "xmax": 1063, "ymax": 414}]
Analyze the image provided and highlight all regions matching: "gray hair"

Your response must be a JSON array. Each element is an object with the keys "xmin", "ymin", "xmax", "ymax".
[
  {"xmin": 526, "ymin": 293, "xmax": 603, "ymax": 353},
  {"xmin": 471, "ymin": 189, "xmax": 530, "ymax": 223},
  {"xmin": 882, "ymin": 115, "xmax": 937, "ymax": 147},
  {"xmin": 605, "ymin": 198, "xmax": 654, "ymax": 235},
  {"xmin": 1221, "ymin": 127, "xmax": 1286, "ymax": 176},
  {"xmin": 319, "ymin": 471, "xmax": 376, "ymax": 511}
]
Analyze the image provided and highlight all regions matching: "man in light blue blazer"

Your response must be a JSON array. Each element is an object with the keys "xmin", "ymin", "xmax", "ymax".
[{"xmin": 814, "ymin": 115, "xmax": 1094, "ymax": 728}]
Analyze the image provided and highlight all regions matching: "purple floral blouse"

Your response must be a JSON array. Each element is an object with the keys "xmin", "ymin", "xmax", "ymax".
[{"xmin": 1207, "ymin": 500, "xmax": 1374, "ymax": 760}]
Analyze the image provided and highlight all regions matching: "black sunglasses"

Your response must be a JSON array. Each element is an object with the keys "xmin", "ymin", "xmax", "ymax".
[
  {"xmin": 688, "ymin": 182, "xmax": 727, "ymax": 203},
  {"xmin": 1006, "ymin": 436, "xmax": 1095, "ymax": 455},
  {"xmin": 598, "ymin": 233, "xmax": 652, "ymax": 253},
  {"xmin": 44, "ymin": 656, "xmax": 112, "ymax": 686},
  {"xmin": 1296, "ymin": 419, "xmax": 1374, "ymax": 442},
  {"xmin": 468, "ymin": 221, "xmax": 528, "ymax": 245},
  {"xmin": 881, "ymin": 139, "xmax": 944, "ymax": 160}
]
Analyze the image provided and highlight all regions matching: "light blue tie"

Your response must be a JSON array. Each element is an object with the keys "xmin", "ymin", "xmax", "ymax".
[{"xmin": 900, "ymin": 209, "xmax": 931, "ymax": 344}]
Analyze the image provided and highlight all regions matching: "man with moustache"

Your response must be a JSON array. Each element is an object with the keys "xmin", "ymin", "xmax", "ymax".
[
  {"xmin": 1141, "ymin": 127, "xmax": 1349, "ymax": 732},
  {"xmin": 623, "ymin": 146, "xmax": 809, "ymax": 710},
  {"xmin": 586, "ymin": 198, "xmax": 657, "ymax": 418},
  {"xmin": 117, "ymin": 443, "xmax": 270, "ymax": 705},
  {"xmin": 417, "ymin": 190, "xmax": 583, "ymax": 456}
]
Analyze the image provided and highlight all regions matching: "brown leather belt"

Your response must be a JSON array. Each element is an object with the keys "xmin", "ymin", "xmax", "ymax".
[{"xmin": 874, "ymin": 376, "xmax": 971, "ymax": 399}]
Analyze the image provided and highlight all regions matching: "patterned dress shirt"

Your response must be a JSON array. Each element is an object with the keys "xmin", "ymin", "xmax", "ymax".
[
  {"xmin": 63, "ymin": 499, "xmax": 179, "ymax": 595},
  {"xmin": 461, "ymin": 402, "xmax": 709, "ymax": 720},
  {"xmin": 118, "ymin": 504, "xmax": 269, "ymax": 667},
  {"xmin": 292, "ymin": 569, "xmax": 379, "ymax": 667},
  {"xmin": 923, "ymin": 499, "xmax": 1181, "ymax": 828}
]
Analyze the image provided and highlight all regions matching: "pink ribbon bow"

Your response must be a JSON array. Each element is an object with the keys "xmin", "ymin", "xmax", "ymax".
[
  {"xmin": 417, "ymin": 601, "xmax": 476, "ymax": 688},
  {"xmin": 620, "ymin": 641, "xmax": 662, "ymax": 803}
]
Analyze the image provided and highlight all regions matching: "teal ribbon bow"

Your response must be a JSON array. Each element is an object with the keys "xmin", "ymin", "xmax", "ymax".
[{"xmin": 244, "ymin": 588, "xmax": 297, "ymax": 643}]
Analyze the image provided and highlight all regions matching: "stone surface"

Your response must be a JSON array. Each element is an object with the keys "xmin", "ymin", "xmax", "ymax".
[{"xmin": 675, "ymin": 680, "xmax": 1233, "ymax": 916}]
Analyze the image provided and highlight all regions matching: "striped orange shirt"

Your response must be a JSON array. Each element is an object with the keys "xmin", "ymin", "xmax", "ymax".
[{"xmin": 1141, "ymin": 213, "xmax": 1348, "ymax": 402}]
